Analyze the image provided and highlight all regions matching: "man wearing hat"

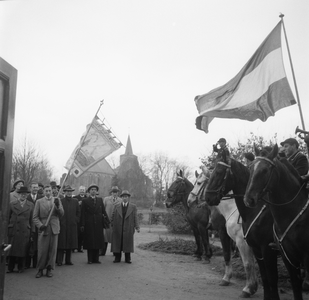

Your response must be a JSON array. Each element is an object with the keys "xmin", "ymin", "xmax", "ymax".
[
  {"xmin": 10, "ymin": 179, "xmax": 24, "ymax": 203},
  {"xmin": 56, "ymin": 185, "xmax": 80, "ymax": 266},
  {"xmin": 7, "ymin": 186, "xmax": 34, "ymax": 273},
  {"xmin": 33, "ymin": 185, "xmax": 64, "ymax": 278},
  {"xmin": 244, "ymin": 152, "xmax": 255, "ymax": 167},
  {"xmin": 213, "ymin": 138, "xmax": 231, "ymax": 163},
  {"xmin": 111, "ymin": 190, "xmax": 140, "ymax": 263},
  {"xmin": 280, "ymin": 138, "xmax": 308, "ymax": 176},
  {"xmin": 102, "ymin": 186, "xmax": 121, "ymax": 255},
  {"xmin": 80, "ymin": 184, "xmax": 109, "ymax": 264}
]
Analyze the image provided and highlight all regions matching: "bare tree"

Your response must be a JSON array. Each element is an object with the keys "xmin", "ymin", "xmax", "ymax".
[
  {"xmin": 148, "ymin": 152, "xmax": 192, "ymax": 204},
  {"xmin": 11, "ymin": 137, "xmax": 54, "ymax": 187}
]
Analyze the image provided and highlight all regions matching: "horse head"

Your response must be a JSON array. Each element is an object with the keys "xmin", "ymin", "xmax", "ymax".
[
  {"xmin": 187, "ymin": 166, "xmax": 210, "ymax": 206},
  {"xmin": 244, "ymin": 144, "xmax": 279, "ymax": 208},
  {"xmin": 205, "ymin": 156, "xmax": 234, "ymax": 206},
  {"xmin": 166, "ymin": 170, "xmax": 192, "ymax": 208}
]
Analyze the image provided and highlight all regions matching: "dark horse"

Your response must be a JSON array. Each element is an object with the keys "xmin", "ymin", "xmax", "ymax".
[
  {"xmin": 166, "ymin": 170, "xmax": 236, "ymax": 287},
  {"xmin": 203, "ymin": 156, "xmax": 279, "ymax": 300},
  {"xmin": 244, "ymin": 144, "xmax": 309, "ymax": 300},
  {"xmin": 166, "ymin": 170, "xmax": 213, "ymax": 263}
]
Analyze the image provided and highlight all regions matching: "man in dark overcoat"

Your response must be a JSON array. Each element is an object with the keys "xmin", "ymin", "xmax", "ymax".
[
  {"xmin": 80, "ymin": 184, "xmax": 109, "ymax": 264},
  {"xmin": 7, "ymin": 186, "xmax": 34, "ymax": 273},
  {"xmin": 56, "ymin": 185, "xmax": 80, "ymax": 266},
  {"xmin": 111, "ymin": 190, "xmax": 140, "ymax": 263},
  {"xmin": 75, "ymin": 185, "xmax": 87, "ymax": 252}
]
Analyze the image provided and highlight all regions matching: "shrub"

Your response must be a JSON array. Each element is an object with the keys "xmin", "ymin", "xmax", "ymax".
[
  {"xmin": 137, "ymin": 213, "xmax": 144, "ymax": 223},
  {"xmin": 149, "ymin": 212, "xmax": 165, "ymax": 225},
  {"xmin": 162, "ymin": 204, "xmax": 191, "ymax": 234}
]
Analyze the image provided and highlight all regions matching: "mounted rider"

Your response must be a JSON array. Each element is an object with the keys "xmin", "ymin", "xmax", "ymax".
[
  {"xmin": 280, "ymin": 138, "xmax": 308, "ymax": 178},
  {"xmin": 213, "ymin": 138, "xmax": 231, "ymax": 164}
]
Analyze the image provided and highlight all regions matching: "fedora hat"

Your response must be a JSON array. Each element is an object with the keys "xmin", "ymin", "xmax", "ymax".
[
  {"xmin": 63, "ymin": 185, "xmax": 75, "ymax": 192},
  {"xmin": 88, "ymin": 184, "xmax": 99, "ymax": 192},
  {"xmin": 17, "ymin": 186, "xmax": 30, "ymax": 194},
  {"xmin": 13, "ymin": 179, "xmax": 24, "ymax": 189},
  {"xmin": 50, "ymin": 181, "xmax": 57, "ymax": 187},
  {"xmin": 120, "ymin": 190, "xmax": 131, "ymax": 197},
  {"xmin": 110, "ymin": 186, "xmax": 120, "ymax": 193}
]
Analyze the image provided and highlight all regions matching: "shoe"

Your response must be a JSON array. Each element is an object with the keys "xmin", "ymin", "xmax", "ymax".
[
  {"xmin": 93, "ymin": 261, "xmax": 101, "ymax": 264},
  {"xmin": 113, "ymin": 260, "xmax": 120, "ymax": 263},
  {"xmin": 46, "ymin": 269, "xmax": 53, "ymax": 277},
  {"xmin": 36, "ymin": 270, "xmax": 43, "ymax": 278},
  {"xmin": 87, "ymin": 261, "xmax": 92, "ymax": 264},
  {"xmin": 18, "ymin": 269, "xmax": 24, "ymax": 273},
  {"xmin": 65, "ymin": 262, "xmax": 74, "ymax": 265},
  {"xmin": 125, "ymin": 260, "xmax": 132, "ymax": 264},
  {"xmin": 57, "ymin": 263, "xmax": 62, "ymax": 266},
  {"xmin": 78, "ymin": 250, "xmax": 83, "ymax": 253},
  {"xmin": 6, "ymin": 269, "xmax": 13, "ymax": 273}
]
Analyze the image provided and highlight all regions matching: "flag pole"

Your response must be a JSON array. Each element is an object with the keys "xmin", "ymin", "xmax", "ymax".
[
  {"xmin": 280, "ymin": 14, "xmax": 306, "ymax": 130},
  {"xmin": 58, "ymin": 100, "xmax": 104, "ymax": 195}
]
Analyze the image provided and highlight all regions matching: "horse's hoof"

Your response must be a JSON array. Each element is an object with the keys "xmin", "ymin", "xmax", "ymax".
[
  {"xmin": 239, "ymin": 291, "xmax": 251, "ymax": 298},
  {"xmin": 194, "ymin": 257, "xmax": 202, "ymax": 261},
  {"xmin": 302, "ymin": 281, "xmax": 309, "ymax": 291},
  {"xmin": 219, "ymin": 280, "xmax": 230, "ymax": 286},
  {"xmin": 202, "ymin": 259, "xmax": 210, "ymax": 264}
]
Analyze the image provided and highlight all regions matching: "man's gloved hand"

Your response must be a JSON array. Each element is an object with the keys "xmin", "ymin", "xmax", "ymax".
[
  {"xmin": 54, "ymin": 198, "xmax": 60, "ymax": 208},
  {"xmin": 80, "ymin": 226, "xmax": 84, "ymax": 233},
  {"xmin": 40, "ymin": 225, "xmax": 47, "ymax": 231}
]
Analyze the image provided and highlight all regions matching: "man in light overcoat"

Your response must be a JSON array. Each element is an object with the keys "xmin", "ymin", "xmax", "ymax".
[
  {"xmin": 111, "ymin": 190, "xmax": 140, "ymax": 263},
  {"xmin": 102, "ymin": 186, "xmax": 121, "ymax": 255},
  {"xmin": 33, "ymin": 185, "xmax": 64, "ymax": 278}
]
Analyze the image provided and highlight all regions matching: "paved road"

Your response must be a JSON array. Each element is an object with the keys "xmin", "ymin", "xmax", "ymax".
[{"xmin": 4, "ymin": 225, "xmax": 297, "ymax": 300}]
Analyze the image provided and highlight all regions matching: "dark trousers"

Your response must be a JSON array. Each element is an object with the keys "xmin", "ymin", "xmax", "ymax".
[
  {"xmin": 77, "ymin": 224, "xmax": 84, "ymax": 251},
  {"xmin": 8, "ymin": 256, "xmax": 25, "ymax": 271},
  {"xmin": 57, "ymin": 249, "xmax": 72, "ymax": 264},
  {"xmin": 100, "ymin": 242, "xmax": 108, "ymax": 256},
  {"xmin": 25, "ymin": 251, "xmax": 38, "ymax": 268},
  {"xmin": 114, "ymin": 252, "xmax": 131, "ymax": 262},
  {"xmin": 87, "ymin": 249, "xmax": 100, "ymax": 263}
]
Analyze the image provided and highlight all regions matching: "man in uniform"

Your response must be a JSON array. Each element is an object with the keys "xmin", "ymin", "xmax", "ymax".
[
  {"xmin": 80, "ymin": 184, "xmax": 109, "ymax": 264},
  {"xmin": 213, "ymin": 138, "xmax": 231, "ymax": 163},
  {"xmin": 56, "ymin": 185, "xmax": 80, "ymax": 266}
]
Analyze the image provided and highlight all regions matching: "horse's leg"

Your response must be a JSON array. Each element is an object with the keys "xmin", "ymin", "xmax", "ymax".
[
  {"xmin": 197, "ymin": 223, "xmax": 211, "ymax": 264},
  {"xmin": 191, "ymin": 226, "xmax": 203, "ymax": 260},
  {"xmin": 302, "ymin": 256, "xmax": 309, "ymax": 291},
  {"xmin": 281, "ymin": 256, "xmax": 303, "ymax": 300},
  {"xmin": 235, "ymin": 234, "xmax": 258, "ymax": 298},
  {"xmin": 255, "ymin": 247, "xmax": 280, "ymax": 300},
  {"xmin": 217, "ymin": 226, "xmax": 232, "ymax": 286}
]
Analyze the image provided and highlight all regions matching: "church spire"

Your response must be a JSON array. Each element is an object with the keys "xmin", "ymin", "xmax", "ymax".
[{"xmin": 125, "ymin": 135, "xmax": 133, "ymax": 156}]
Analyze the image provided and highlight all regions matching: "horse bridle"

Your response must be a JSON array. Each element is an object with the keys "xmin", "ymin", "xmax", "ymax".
[
  {"xmin": 206, "ymin": 161, "xmax": 233, "ymax": 199},
  {"xmin": 252, "ymin": 156, "xmax": 306, "ymax": 206},
  {"xmin": 167, "ymin": 177, "xmax": 187, "ymax": 201}
]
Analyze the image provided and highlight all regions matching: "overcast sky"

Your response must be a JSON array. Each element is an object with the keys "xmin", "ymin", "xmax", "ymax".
[{"xmin": 1, "ymin": 0, "xmax": 308, "ymax": 180}]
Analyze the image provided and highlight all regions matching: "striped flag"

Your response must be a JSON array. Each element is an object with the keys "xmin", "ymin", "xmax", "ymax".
[
  {"xmin": 65, "ymin": 117, "xmax": 122, "ymax": 177},
  {"xmin": 195, "ymin": 21, "xmax": 296, "ymax": 133}
]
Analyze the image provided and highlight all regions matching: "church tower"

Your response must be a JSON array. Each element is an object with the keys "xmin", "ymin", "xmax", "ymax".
[{"xmin": 115, "ymin": 135, "xmax": 153, "ymax": 207}]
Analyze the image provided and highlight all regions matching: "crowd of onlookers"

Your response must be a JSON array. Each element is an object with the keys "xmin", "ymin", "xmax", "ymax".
[{"xmin": 7, "ymin": 181, "xmax": 140, "ymax": 278}]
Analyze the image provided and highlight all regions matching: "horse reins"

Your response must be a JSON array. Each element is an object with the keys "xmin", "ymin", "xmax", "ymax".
[{"xmin": 253, "ymin": 156, "xmax": 306, "ymax": 206}]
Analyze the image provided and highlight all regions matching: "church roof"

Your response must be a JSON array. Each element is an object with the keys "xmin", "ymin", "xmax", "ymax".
[{"xmin": 124, "ymin": 135, "xmax": 133, "ymax": 156}]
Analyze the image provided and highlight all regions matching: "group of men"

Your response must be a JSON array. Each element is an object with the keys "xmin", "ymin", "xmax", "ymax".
[{"xmin": 7, "ymin": 181, "xmax": 140, "ymax": 278}]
